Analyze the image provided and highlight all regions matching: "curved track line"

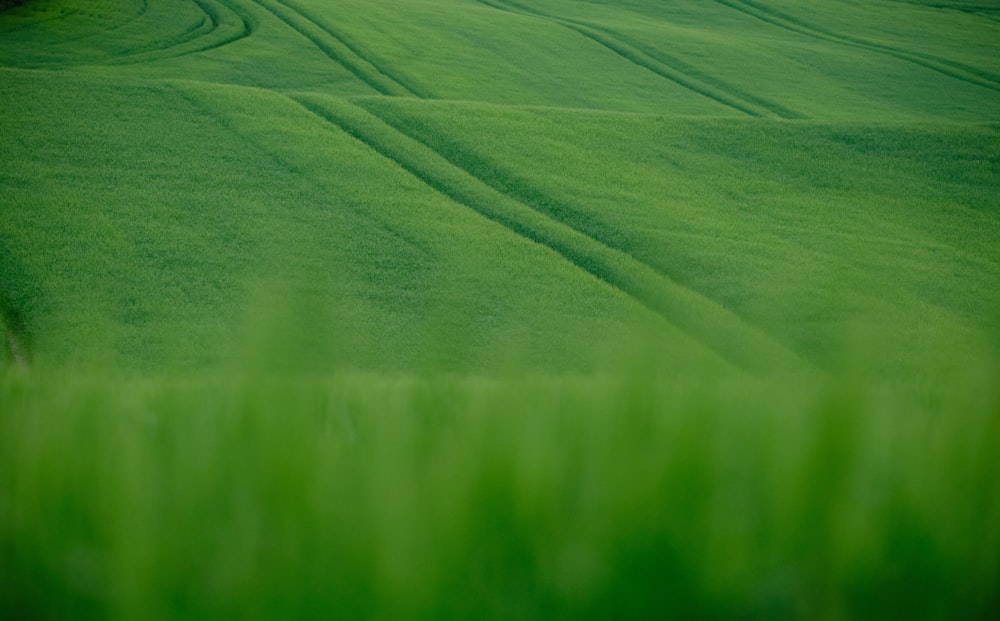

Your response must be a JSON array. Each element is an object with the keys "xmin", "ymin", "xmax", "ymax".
[
  {"xmin": 0, "ymin": 0, "xmax": 143, "ymax": 45},
  {"xmin": 278, "ymin": 0, "xmax": 428, "ymax": 97},
  {"xmin": 110, "ymin": 0, "xmax": 253, "ymax": 64},
  {"xmin": 111, "ymin": 12, "xmax": 214, "ymax": 60},
  {"xmin": 592, "ymin": 24, "xmax": 806, "ymax": 120},
  {"xmin": 476, "ymin": 0, "xmax": 801, "ymax": 119},
  {"xmin": 357, "ymin": 99, "xmax": 824, "ymax": 367},
  {"xmin": 168, "ymin": 83, "xmax": 431, "ymax": 257},
  {"xmin": 966, "ymin": 9, "xmax": 1000, "ymax": 25},
  {"xmin": 165, "ymin": 0, "xmax": 254, "ymax": 55},
  {"xmin": 9, "ymin": 0, "xmax": 252, "ymax": 69},
  {"xmin": 941, "ymin": 5, "xmax": 1000, "ymax": 25},
  {"xmin": 249, "ymin": 0, "xmax": 417, "ymax": 96},
  {"xmin": 714, "ymin": 0, "xmax": 1000, "ymax": 93},
  {"xmin": 290, "ymin": 94, "xmax": 806, "ymax": 374}
]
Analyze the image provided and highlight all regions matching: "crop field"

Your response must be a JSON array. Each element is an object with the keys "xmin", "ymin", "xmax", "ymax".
[{"xmin": 1, "ymin": 0, "xmax": 999, "ymax": 618}]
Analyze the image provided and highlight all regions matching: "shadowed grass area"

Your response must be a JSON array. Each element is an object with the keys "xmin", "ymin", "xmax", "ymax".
[{"xmin": 1, "ymin": 364, "xmax": 999, "ymax": 620}]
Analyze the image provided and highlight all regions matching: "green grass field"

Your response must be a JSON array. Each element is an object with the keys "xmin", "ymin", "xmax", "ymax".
[{"xmin": 2, "ymin": 0, "xmax": 999, "ymax": 618}]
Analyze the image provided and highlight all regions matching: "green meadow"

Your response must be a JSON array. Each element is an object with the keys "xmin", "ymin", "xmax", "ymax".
[{"xmin": 1, "ymin": 0, "xmax": 999, "ymax": 618}]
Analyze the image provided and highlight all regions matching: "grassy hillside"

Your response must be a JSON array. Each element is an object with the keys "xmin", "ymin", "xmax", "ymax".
[
  {"xmin": 1, "ymin": 0, "xmax": 997, "ymax": 374},
  {"xmin": 2, "ymin": 0, "xmax": 999, "ymax": 618}
]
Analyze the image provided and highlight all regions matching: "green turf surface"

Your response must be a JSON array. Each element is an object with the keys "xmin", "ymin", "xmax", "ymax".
[{"xmin": 2, "ymin": 0, "xmax": 999, "ymax": 617}]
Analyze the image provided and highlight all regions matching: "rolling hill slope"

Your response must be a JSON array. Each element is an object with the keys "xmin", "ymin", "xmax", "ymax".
[
  {"xmin": 2, "ymin": 0, "xmax": 997, "ymax": 375},
  {"xmin": 3, "ymin": 2, "xmax": 1000, "ymax": 619}
]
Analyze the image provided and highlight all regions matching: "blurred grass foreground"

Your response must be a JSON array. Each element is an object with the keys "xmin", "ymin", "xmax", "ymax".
[{"xmin": 2, "ymin": 362, "xmax": 999, "ymax": 620}]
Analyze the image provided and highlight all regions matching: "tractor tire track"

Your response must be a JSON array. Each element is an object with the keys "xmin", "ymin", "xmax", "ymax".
[
  {"xmin": 967, "ymin": 9, "xmax": 1000, "ymax": 25},
  {"xmin": 277, "ymin": 0, "xmax": 428, "ymax": 97},
  {"xmin": 249, "ymin": 0, "xmax": 420, "ymax": 97},
  {"xmin": 476, "ymin": 0, "xmax": 801, "ymax": 119},
  {"xmin": 944, "ymin": 5, "xmax": 1000, "ymax": 25},
  {"xmin": 111, "ymin": 10, "xmax": 214, "ymax": 60},
  {"xmin": 357, "ymin": 98, "xmax": 829, "ymax": 368},
  {"xmin": 595, "ymin": 23, "xmax": 806, "ymax": 120},
  {"xmin": 18, "ymin": 0, "xmax": 254, "ymax": 69},
  {"xmin": 0, "ymin": 0, "xmax": 145, "ymax": 50},
  {"xmin": 289, "ymin": 93, "xmax": 806, "ymax": 374},
  {"xmin": 714, "ymin": 0, "xmax": 1000, "ymax": 93},
  {"xmin": 110, "ymin": 0, "xmax": 253, "ymax": 64},
  {"xmin": 169, "ymin": 83, "xmax": 431, "ymax": 258},
  {"xmin": 166, "ymin": 0, "xmax": 255, "ymax": 55}
]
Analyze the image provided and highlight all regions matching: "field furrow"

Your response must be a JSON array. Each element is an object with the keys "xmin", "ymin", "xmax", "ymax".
[
  {"xmin": 579, "ymin": 22, "xmax": 806, "ymax": 120},
  {"xmin": 477, "ymin": 0, "xmax": 797, "ymax": 119},
  {"xmin": 964, "ymin": 7, "xmax": 1000, "ymax": 24},
  {"xmin": 356, "ymin": 98, "xmax": 814, "ymax": 363},
  {"xmin": 292, "ymin": 93, "xmax": 805, "ymax": 373},
  {"xmin": 714, "ymin": 0, "xmax": 1000, "ymax": 93},
  {"xmin": 248, "ymin": 0, "xmax": 418, "ymax": 96},
  {"xmin": 108, "ymin": 0, "xmax": 253, "ymax": 63},
  {"xmin": 0, "ymin": 0, "xmax": 251, "ymax": 67},
  {"xmin": 276, "ymin": 0, "xmax": 428, "ymax": 97}
]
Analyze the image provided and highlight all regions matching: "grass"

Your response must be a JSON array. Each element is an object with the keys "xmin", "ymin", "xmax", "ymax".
[
  {"xmin": 357, "ymin": 98, "xmax": 1000, "ymax": 374},
  {"xmin": 2, "ymin": 367, "xmax": 999, "ymax": 620},
  {"xmin": 2, "ymin": 0, "xmax": 1000, "ymax": 618}
]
